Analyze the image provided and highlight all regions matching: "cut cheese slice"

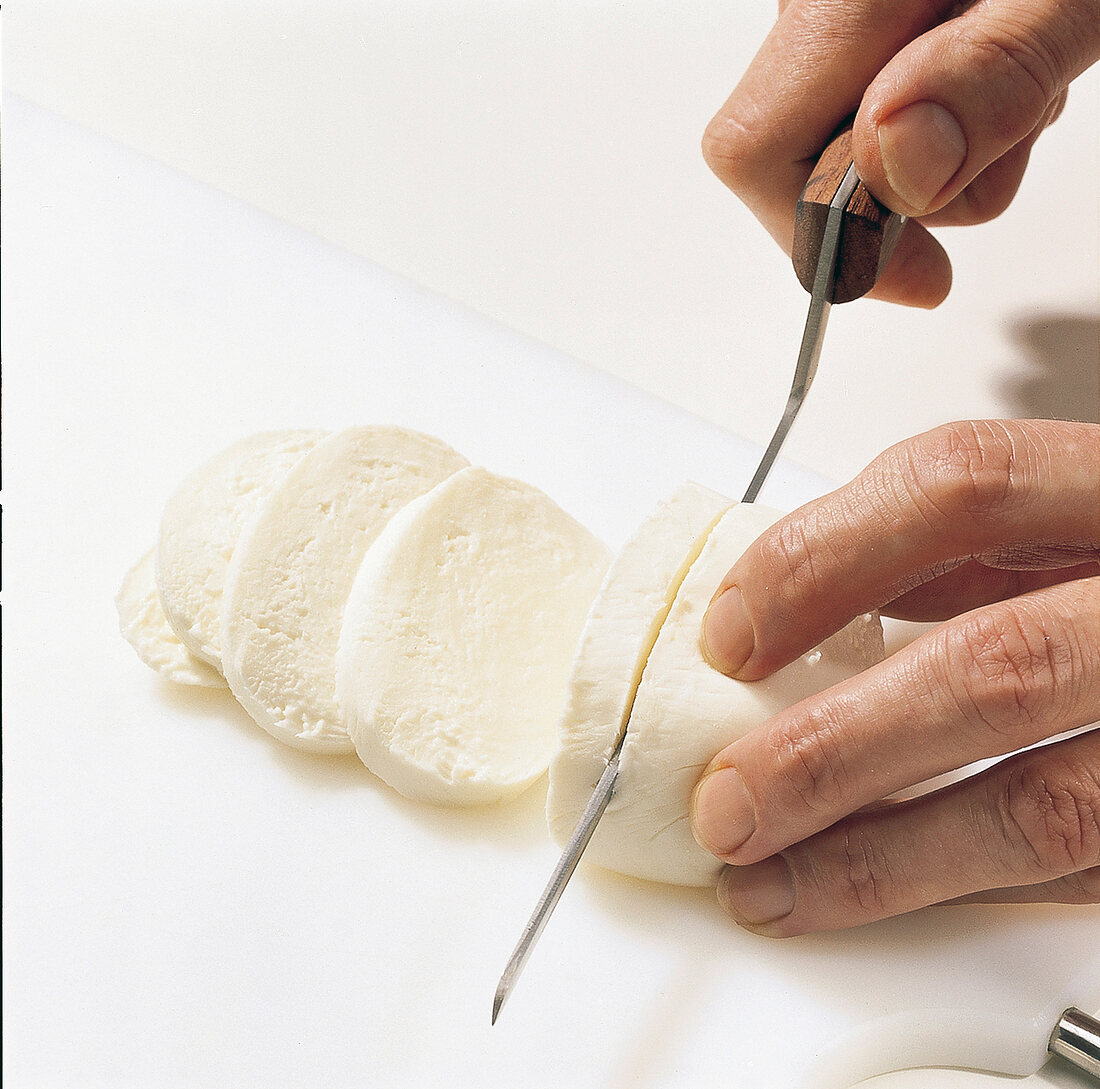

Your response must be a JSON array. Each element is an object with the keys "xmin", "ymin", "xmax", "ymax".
[
  {"xmin": 546, "ymin": 481, "xmax": 734, "ymax": 846},
  {"xmin": 221, "ymin": 426, "xmax": 469, "ymax": 752},
  {"xmin": 551, "ymin": 500, "xmax": 885, "ymax": 887},
  {"xmin": 116, "ymin": 548, "xmax": 227, "ymax": 688},
  {"xmin": 336, "ymin": 466, "xmax": 612, "ymax": 805},
  {"xmin": 156, "ymin": 429, "xmax": 326, "ymax": 668}
]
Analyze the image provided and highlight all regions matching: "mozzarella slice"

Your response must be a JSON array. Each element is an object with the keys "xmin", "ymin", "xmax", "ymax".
[
  {"xmin": 336, "ymin": 466, "xmax": 612, "ymax": 805},
  {"xmin": 116, "ymin": 549, "xmax": 227, "ymax": 688},
  {"xmin": 552, "ymin": 500, "xmax": 885, "ymax": 887},
  {"xmin": 156, "ymin": 429, "xmax": 326, "ymax": 668},
  {"xmin": 546, "ymin": 481, "xmax": 734, "ymax": 846},
  {"xmin": 221, "ymin": 426, "xmax": 469, "ymax": 753}
]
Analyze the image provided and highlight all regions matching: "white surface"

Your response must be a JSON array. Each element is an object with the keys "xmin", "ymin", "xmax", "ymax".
[
  {"xmin": 4, "ymin": 94, "xmax": 1099, "ymax": 1089},
  {"xmin": 4, "ymin": 1, "xmax": 1098, "ymax": 488}
]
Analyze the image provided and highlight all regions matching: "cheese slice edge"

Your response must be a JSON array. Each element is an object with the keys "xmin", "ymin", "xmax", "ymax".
[{"xmin": 546, "ymin": 482, "xmax": 736, "ymax": 845}]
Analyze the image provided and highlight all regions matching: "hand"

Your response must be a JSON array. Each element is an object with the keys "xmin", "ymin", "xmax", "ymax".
[
  {"xmin": 703, "ymin": 0, "xmax": 1100, "ymax": 307},
  {"xmin": 691, "ymin": 420, "xmax": 1100, "ymax": 935}
]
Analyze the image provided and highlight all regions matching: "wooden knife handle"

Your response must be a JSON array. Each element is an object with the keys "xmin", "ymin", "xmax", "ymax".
[{"xmin": 792, "ymin": 126, "xmax": 906, "ymax": 304}]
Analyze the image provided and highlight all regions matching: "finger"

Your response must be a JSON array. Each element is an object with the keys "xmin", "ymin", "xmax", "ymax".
[
  {"xmin": 918, "ymin": 89, "xmax": 1069, "ymax": 228},
  {"xmin": 884, "ymin": 559, "xmax": 1100, "ymax": 622},
  {"xmin": 713, "ymin": 728, "xmax": 1100, "ymax": 935},
  {"xmin": 701, "ymin": 419, "xmax": 1100, "ymax": 680},
  {"xmin": 693, "ymin": 577, "xmax": 1100, "ymax": 866},
  {"xmin": 944, "ymin": 865, "xmax": 1100, "ymax": 906},
  {"xmin": 861, "ymin": 219, "xmax": 953, "ymax": 308},
  {"xmin": 917, "ymin": 134, "xmax": 1034, "ymax": 227},
  {"xmin": 702, "ymin": 0, "xmax": 960, "ymax": 306},
  {"xmin": 852, "ymin": 0, "xmax": 1100, "ymax": 217}
]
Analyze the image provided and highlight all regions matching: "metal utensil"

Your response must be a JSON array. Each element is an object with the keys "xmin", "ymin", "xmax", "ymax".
[
  {"xmin": 1049, "ymin": 1007, "xmax": 1100, "ymax": 1081},
  {"xmin": 492, "ymin": 128, "xmax": 904, "ymax": 1025}
]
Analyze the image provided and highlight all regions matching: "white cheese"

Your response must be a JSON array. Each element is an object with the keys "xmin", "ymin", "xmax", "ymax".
[
  {"xmin": 552, "ymin": 500, "xmax": 885, "ymax": 887},
  {"xmin": 545, "ymin": 481, "xmax": 734, "ymax": 846},
  {"xmin": 156, "ymin": 429, "xmax": 325, "ymax": 668},
  {"xmin": 221, "ymin": 426, "xmax": 469, "ymax": 753},
  {"xmin": 116, "ymin": 549, "xmax": 227, "ymax": 688},
  {"xmin": 336, "ymin": 466, "xmax": 612, "ymax": 805}
]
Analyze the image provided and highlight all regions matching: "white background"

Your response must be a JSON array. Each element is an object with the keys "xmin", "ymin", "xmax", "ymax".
[
  {"xmin": 4, "ymin": 4, "xmax": 1099, "ymax": 1088},
  {"xmin": 5, "ymin": 0, "xmax": 1097, "ymax": 482}
]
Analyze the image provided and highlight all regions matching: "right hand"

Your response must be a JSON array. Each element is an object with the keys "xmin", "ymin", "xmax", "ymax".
[{"xmin": 702, "ymin": 0, "xmax": 1100, "ymax": 308}]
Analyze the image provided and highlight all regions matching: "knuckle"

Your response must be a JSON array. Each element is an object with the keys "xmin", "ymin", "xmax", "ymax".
[
  {"xmin": 767, "ymin": 706, "xmax": 851, "ymax": 816},
  {"xmin": 757, "ymin": 515, "xmax": 829, "ymax": 602},
  {"xmin": 944, "ymin": 604, "xmax": 1065, "ymax": 739},
  {"xmin": 837, "ymin": 827, "xmax": 893, "ymax": 917},
  {"xmin": 999, "ymin": 756, "xmax": 1100, "ymax": 877},
  {"xmin": 701, "ymin": 111, "xmax": 762, "ymax": 189},
  {"xmin": 897, "ymin": 421, "xmax": 1018, "ymax": 527},
  {"xmin": 963, "ymin": 22, "xmax": 1064, "ymax": 139}
]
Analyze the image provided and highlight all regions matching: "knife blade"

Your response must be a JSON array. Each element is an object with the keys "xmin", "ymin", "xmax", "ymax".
[
  {"xmin": 744, "ymin": 126, "xmax": 907, "ymax": 499},
  {"xmin": 492, "ymin": 128, "xmax": 905, "ymax": 1025}
]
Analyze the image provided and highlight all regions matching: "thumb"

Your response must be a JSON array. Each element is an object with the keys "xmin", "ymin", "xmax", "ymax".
[{"xmin": 852, "ymin": 0, "xmax": 1100, "ymax": 219}]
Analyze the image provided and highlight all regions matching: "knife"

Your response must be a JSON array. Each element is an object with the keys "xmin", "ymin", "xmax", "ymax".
[{"xmin": 492, "ymin": 127, "xmax": 906, "ymax": 1025}]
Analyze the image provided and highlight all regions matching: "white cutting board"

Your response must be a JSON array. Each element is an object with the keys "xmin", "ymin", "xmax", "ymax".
[{"xmin": 4, "ymin": 97, "xmax": 1098, "ymax": 1089}]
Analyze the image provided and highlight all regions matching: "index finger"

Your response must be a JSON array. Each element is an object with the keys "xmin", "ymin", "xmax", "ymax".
[{"xmin": 702, "ymin": 420, "xmax": 1100, "ymax": 681}]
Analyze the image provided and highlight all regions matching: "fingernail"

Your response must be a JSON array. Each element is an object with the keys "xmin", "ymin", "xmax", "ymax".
[
  {"xmin": 701, "ymin": 586, "xmax": 753, "ymax": 676},
  {"xmin": 717, "ymin": 856, "xmax": 795, "ymax": 928},
  {"xmin": 692, "ymin": 766, "xmax": 756, "ymax": 858},
  {"xmin": 877, "ymin": 101, "xmax": 966, "ymax": 213}
]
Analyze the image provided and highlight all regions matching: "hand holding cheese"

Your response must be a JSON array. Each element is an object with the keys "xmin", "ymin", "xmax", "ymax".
[
  {"xmin": 549, "ymin": 495, "xmax": 883, "ymax": 886},
  {"xmin": 695, "ymin": 421, "xmax": 1100, "ymax": 934}
]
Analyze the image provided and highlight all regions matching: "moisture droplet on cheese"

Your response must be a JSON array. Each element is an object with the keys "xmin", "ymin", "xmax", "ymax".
[
  {"xmin": 156, "ymin": 429, "xmax": 326, "ymax": 668},
  {"xmin": 546, "ymin": 481, "xmax": 735, "ymax": 845},
  {"xmin": 116, "ymin": 549, "xmax": 227, "ymax": 688},
  {"xmin": 336, "ymin": 466, "xmax": 612, "ymax": 806},
  {"xmin": 221, "ymin": 426, "xmax": 469, "ymax": 753},
  {"xmin": 550, "ymin": 500, "xmax": 885, "ymax": 887}
]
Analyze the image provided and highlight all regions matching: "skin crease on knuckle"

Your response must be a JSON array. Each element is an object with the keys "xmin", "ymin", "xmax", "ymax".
[
  {"xmin": 738, "ymin": 728, "xmax": 1100, "ymax": 935},
  {"xmin": 940, "ymin": 593, "xmax": 1081, "ymax": 744},
  {"xmin": 873, "ymin": 419, "xmax": 1098, "ymax": 553},
  {"xmin": 995, "ymin": 751, "xmax": 1100, "ymax": 880},
  {"xmin": 709, "ymin": 420, "xmax": 1097, "ymax": 688},
  {"xmin": 893, "ymin": 420, "xmax": 1022, "ymax": 530},
  {"xmin": 767, "ymin": 702, "xmax": 855, "ymax": 823}
]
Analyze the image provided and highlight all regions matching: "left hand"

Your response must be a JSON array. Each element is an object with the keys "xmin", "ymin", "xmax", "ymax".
[{"xmin": 690, "ymin": 419, "xmax": 1100, "ymax": 935}]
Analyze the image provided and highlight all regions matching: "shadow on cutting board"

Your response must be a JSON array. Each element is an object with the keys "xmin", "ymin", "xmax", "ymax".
[{"xmin": 998, "ymin": 312, "xmax": 1100, "ymax": 423}]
